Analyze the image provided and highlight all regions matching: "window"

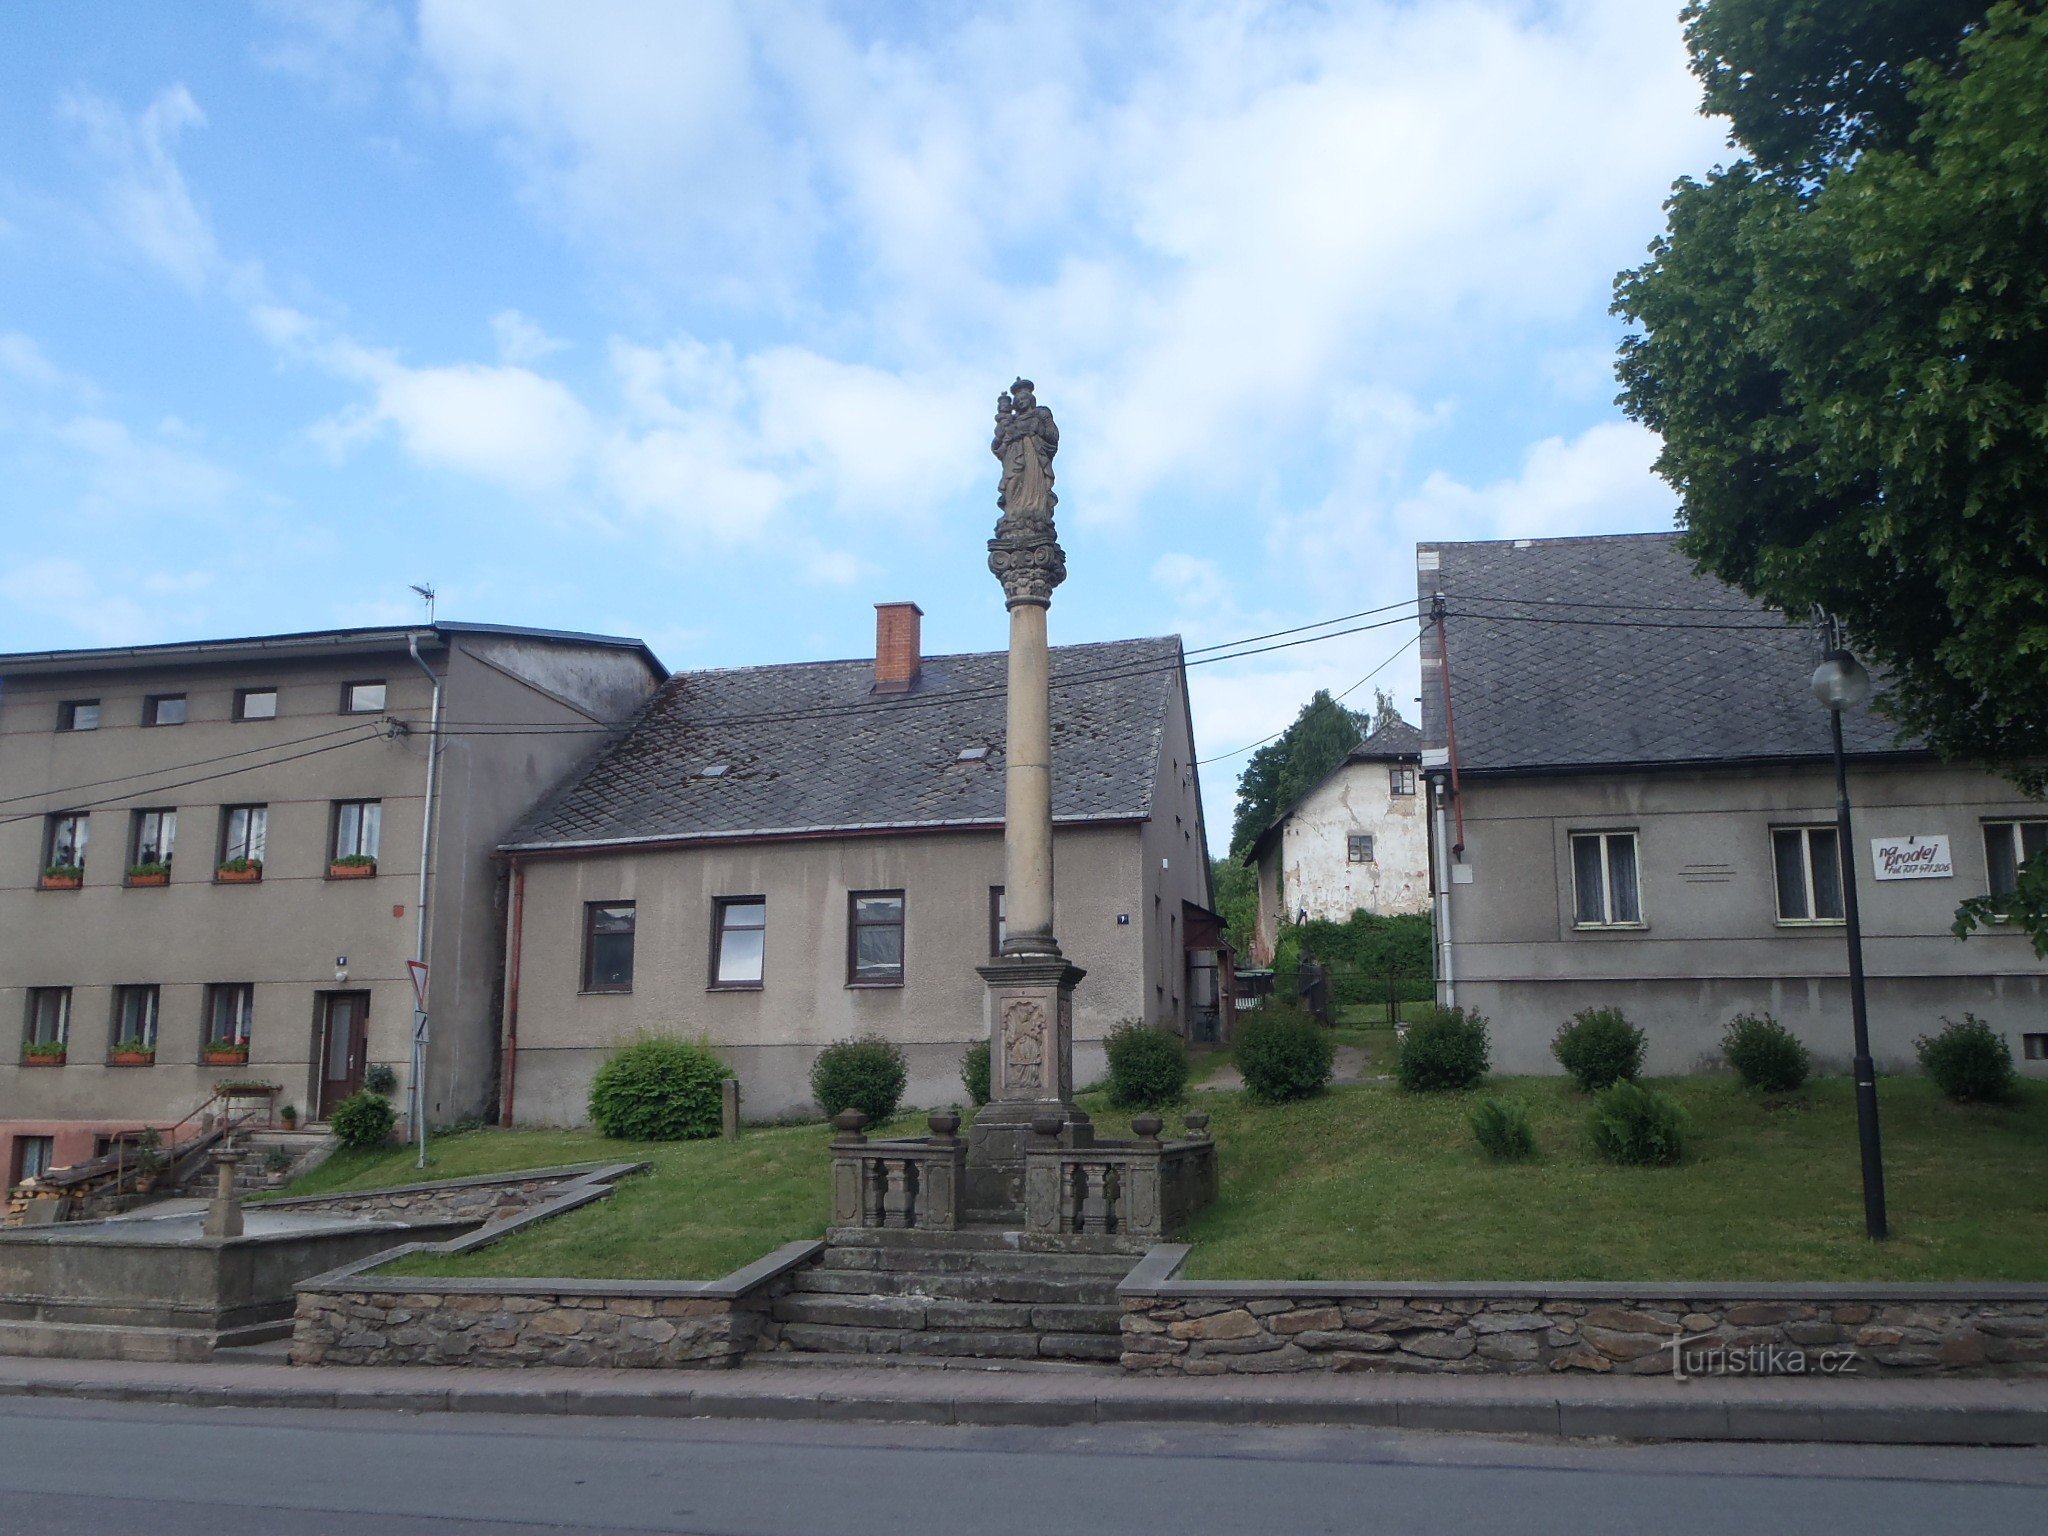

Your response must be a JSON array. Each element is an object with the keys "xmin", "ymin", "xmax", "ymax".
[
  {"xmin": 145, "ymin": 693, "xmax": 187, "ymax": 727},
  {"xmin": 14, "ymin": 1135, "xmax": 55, "ymax": 1182},
  {"xmin": 848, "ymin": 891, "xmax": 906, "ymax": 985},
  {"xmin": 342, "ymin": 680, "xmax": 387, "ymax": 714},
  {"xmin": 234, "ymin": 687, "xmax": 278, "ymax": 721},
  {"xmin": 2023, "ymin": 1033, "xmax": 2047, "ymax": 1062},
  {"xmin": 45, "ymin": 812, "xmax": 89, "ymax": 873},
  {"xmin": 582, "ymin": 903, "xmax": 636, "ymax": 992},
  {"xmin": 1571, "ymin": 831, "xmax": 1642, "ymax": 927},
  {"xmin": 57, "ymin": 699, "xmax": 99, "ymax": 731},
  {"xmin": 205, "ymin": 984, "xmax": 254, "ymax": 1046},
  {"xmin": 1772, "ymin": 825, "xmax": 1845, "ymax": 923},
  {"xmin": 1347, "ymin": 833, "xmax": 1376, "ymax": 864},
  {"xmin": 332, "ymin": 800, "xmax": 382, "ymax": 862},
  {"xmin": 130, "ymin": 808, "xmax": 176, "ymax": 871},
  {"xmin": 25, "ymin": 988, "xmax": 70, "ymax": 1048},
  {"xmin": 711, "ymin": 898, "xmax": 767, "ymax": 988},
  {"xmin": 990, "ymin": 885, "xmax": 1007, "ymax": 957},
  {"xmin": 1389, "ymin": 765, "xmax": 1417, "ymax": 796},
  {"xmin": 112, "ymin": 985, "xmax": 159, "ymax": 1050},
  {"xmin": 1984, "ymin": 819, "xmax": 2048, "ymax": 900},
  {"xmin": 219, "ymin": 804, "xmax": 267, "ymax": 867}
]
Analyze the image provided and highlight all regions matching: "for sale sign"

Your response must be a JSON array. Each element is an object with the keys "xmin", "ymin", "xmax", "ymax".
[{"xmin": 1871, "ymin": 835, "xmax": 1952, "ymax": 881}]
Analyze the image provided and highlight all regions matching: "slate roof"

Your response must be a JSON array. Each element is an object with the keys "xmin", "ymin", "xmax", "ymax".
[
  {"xmin": 1416, "ymin": 532, "xmax": 1913, "ymax": 775},
  {"xmin": 1347, "ymin": 718, "xmax": 1424, "ymax": 762},
  {"xmin": 504, "ymin": 636, "xmax": 1183, "ymax": 851}
]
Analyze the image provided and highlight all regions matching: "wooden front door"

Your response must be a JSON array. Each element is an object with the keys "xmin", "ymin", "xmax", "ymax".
[{"xmin": 317, "ymin": 992, "xmax": 369, "ymax": 1119}]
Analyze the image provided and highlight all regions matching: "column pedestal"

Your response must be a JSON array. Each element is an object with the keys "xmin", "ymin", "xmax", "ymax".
[{"xmin": 965, "ymin": 954, "xmax": 1090, "ymax": 1222}]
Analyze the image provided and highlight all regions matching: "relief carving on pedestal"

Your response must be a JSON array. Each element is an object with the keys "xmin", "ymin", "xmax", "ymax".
[{"xmin": 1002, "ymin": 997, "xmax": 1047, "ymax": 1096}]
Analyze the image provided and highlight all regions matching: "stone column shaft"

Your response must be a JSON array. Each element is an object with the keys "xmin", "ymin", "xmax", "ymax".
[{"xmin": 1002, "ymin": 600, "xmax": 1056, "ymax": 955}]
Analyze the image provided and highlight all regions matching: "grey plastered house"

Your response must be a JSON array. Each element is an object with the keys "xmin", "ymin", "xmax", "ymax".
[
  {"xmin": 0, "ymin": 623, "xmax": 665, "ymax": 1186},
  {"xmin": 1416, "ymin": 532, "xmax": 2048, "ymax": 1076},
  {"xmin": 495, "ymin": 604, "xmax": 1217, "ymax": 1123}
]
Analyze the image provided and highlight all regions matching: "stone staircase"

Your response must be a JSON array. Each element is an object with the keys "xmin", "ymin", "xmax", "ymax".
[{"xmin": 766, "ymin": 1229, "xmax": 1134, "ymax": 1365}]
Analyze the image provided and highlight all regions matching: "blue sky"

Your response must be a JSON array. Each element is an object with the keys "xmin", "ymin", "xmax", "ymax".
[{"xmin": 0, "ymin": 1, "xmax": 1725, "ymax": 850}]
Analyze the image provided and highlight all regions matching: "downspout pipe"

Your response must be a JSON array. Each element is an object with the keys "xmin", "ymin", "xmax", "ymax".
[
  {"xmin": 406, "ymin": 633, "xmax": 443, "ymax": 1168},
  {"xmin": 1433, "ymin": 777, "xmax": 1456, "ymax": 1010},
  {"xmin": 501, "ymin": 856, "xmax": 525, "ymax": 1127}
]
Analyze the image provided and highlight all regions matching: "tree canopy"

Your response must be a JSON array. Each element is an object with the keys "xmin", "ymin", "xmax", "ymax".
[
  {"xmin": 1616, "ymin": 0, "xmax": 2048, "ymax": 948},
  {"xmin": 1228, "ymin": 690, "xmax": 1366, "ymax": 858}
]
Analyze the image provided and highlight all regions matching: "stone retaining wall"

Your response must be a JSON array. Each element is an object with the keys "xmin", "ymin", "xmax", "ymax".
[
  {"xmin": 265, "ymin": 1165, "xmax": 621, "ymax": 1226},
  {"xmin": 1117, "ymin": 1247, "xmax": 2048, "ymax": 1379}
]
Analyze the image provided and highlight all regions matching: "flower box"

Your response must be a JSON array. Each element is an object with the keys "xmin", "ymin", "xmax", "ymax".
[
  {"xmin": 39, "ymin": 870, "xmax": 83, "ymax": 891},
  {"xmin": 125, "ymin": 868, "xmax": 170, "ymax": 888},
  {"xmin": 22, "ymin": 1049, "xmax": 66, "ymax": 1067},
  {"xmin": 329, "ymin": 860, "xmax": 377, "ymax": 880},
  {"xmin": 202, "ymin": 1045, "xmax": 250, "ymax": 1066},
  {"xmin": 109, "ymin": 1047, "xmax": 156, "ymax": 1067},
  {"xmin": 216, "ymin": 862, "xmax": 263, "ymax": 884}
]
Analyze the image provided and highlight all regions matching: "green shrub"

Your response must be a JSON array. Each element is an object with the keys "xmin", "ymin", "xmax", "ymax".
[
  {"xmin": 1469, "ymin": 1098, "xmax": 1535, "ymax": 1161},
  {"xmin": 1551, "ymin": 1007, "xmax": 1645, "ymax": 1091},
  {"xmin": 1271, "ymin": 910, "xmax": 1434, "ymax": 1007},
  {"xmin": 330, "ymin": 1091, "xmax": 396, "ymax": 1150},
  {"xmin": 810, "ymin": 1034, "xmax": 909, "ymax": 1122},
  {"xmin": 1915, "ymin": 1015, "xmax": 2019, "ymax": 1104},
  {"xmin": 363, "ymin": 1063, "xmax": 398, "ymax": 1096},
  {"xmin": 1396, "ymin": 1005, "xmax": 1490, "ymax": 1091},
  {"xmin": 587, "ymin": 1037, "xmax": 735, "ymax": 1140},
  {"xmin": 1588, "ymin": 1081, "xmax": 1688, "ymax": 1166},
  {"xmin": 961, "ymin": 1038, "xmax": 991, "ymax": 1106},
  {"xmin": 1233, "ymin": 1006, "xmax": 1336, "ymax": 1102},
  {"xmin": 1105, "ymin": 1020, "xmax": 1190, "ymax": 1109},
  {"xmin": 1722, "ymin": 1011, "xmax": 1812, "ymax": 1092}
]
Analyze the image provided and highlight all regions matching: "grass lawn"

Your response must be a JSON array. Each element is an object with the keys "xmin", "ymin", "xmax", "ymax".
[{"xmin": 279, "ymin": 1078, "xmax": 2048, "ymax": 1285}]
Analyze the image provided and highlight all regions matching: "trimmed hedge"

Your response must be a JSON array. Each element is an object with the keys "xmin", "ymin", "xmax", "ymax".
[
  {"xmin": 961, "ymin": 1039, "xmax": 991, "ymax": 1107},
  {"xmin": 588, "ymin": 1037, "xmax": 734, "ymax": 1141},
  {"xmin": 1272, "ymin": 910, "xmax": 1433, "ymax": 1007},
  {"xmin": 330, "ymin": 1091, "xmax": 396, "ymax": 1150},
  {"xmin": 1551, "ymin": 1008, "xmax": 1646, "ymax": 1092},
  {"xmin": 1233, "ymin": 1006, "xmax": 1336, "ymax": 1102},
  {"xmin": 1916, "ymin": 1015, "xmax": 2019, "ymax": 1104},
  {"xmin": 1722, "ymin": 1011, "xmax": 1812, "ymax": 1092},
  {"xmin": 1396, "ymin": 1005, "xmax": 1490, "ymax": 1092},
  {"xmin": 811, "ymin": 1034, "xmax": 909, "ymax": 1122},
  {"xmin": 1105, "ymin": 1020, "xmax": 1189, "ymax": 1110}
]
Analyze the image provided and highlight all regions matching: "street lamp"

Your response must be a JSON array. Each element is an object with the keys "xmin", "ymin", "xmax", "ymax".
[{"xmin": 1811, "ymin": 647, "xmax": 1888, "ymax": 1240}]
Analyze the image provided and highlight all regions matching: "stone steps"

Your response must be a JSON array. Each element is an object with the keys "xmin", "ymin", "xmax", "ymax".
[{"xmin": 765, "ymin": 1237, "xmax": 1134, "ymax": 1367}]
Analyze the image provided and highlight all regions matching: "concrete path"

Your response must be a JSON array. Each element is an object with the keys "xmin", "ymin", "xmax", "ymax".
[
  {"xmin": 3, "ymin": 1352, "xmax": 2045, "ymax": 1445},
  {"xmin": 8, "ymin": 1397, "xmax": 2047, "ymax": 1536},
  {"xmin": 1199, "ymin": 1043, "xmax": 1376, "ymax": 1092}
]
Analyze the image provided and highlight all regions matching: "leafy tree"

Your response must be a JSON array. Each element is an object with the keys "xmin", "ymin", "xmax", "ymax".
[
  {"xmin": 1616, "ymin": 1, "xmax": 2048, "ymax": 948},
  {"xmin": 1229, "ymin": 690, "xmax": 1366, "ymax": 857},
  {"xmin": 1210, "ymin": 856, "xmax": 1259, "ymax": 954},
  {"xmin": 1369, "ymin": 687, "xmax": 1406, "ymax": 735}
]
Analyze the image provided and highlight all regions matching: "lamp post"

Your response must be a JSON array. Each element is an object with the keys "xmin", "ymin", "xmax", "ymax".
[{"xmin": 1811, "ymin": 647, "xmax": 1889, "ymax": 1241}]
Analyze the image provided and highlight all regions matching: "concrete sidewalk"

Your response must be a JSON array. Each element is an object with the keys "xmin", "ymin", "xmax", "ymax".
[{"xmin": 2, "ymin": 1352, "xmax": 2044, "ymax": 1445}]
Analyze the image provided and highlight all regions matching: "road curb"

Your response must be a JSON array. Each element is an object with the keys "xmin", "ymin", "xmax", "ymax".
[{"xmin": 3, "ymin": 1368, "xmax": 2046, "ymax": 1444}]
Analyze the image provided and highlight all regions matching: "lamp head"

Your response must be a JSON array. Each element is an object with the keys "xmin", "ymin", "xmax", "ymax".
[{"xmin": 1811, "ymin": 649, "xmax": 1872, "ymax": 713}]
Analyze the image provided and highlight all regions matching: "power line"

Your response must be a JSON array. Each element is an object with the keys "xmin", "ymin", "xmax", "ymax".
[
  {"xmin": 1195, "ymin": 632, "xmax": 1421, "ymax": 767},
  {"xmin": 0, "ymin": 719, "xmax": 375, "ymax": 811}
]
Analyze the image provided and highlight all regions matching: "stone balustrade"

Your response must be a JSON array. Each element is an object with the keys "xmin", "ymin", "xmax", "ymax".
[
  {"xmin": 828, "ymin": 1111, "xmax": 968, "ymax": 1233},
  {"xmin": 1023, "ymin": 1112, "xmax": 1218, "ymax": 1248}
]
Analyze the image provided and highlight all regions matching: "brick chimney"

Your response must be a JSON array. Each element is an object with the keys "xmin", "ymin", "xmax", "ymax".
[{"xmin": 873, "ymin": 602, "xmax": 923, "ymax": 694}]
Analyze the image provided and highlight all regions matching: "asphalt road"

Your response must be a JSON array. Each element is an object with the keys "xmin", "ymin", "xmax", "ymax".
[{"xmin": 2, "ymin": 1400, "xmax": 2045, "ymax": 1535}]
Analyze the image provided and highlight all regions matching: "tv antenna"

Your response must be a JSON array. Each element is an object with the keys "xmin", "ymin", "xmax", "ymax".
[{"xmin": 410, "ymin": 583, "xmax": 437, "ymax": 623}]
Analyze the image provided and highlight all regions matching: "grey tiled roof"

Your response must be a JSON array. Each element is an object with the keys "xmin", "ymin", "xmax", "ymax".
[
  {"xmin": 1348, "ymin": 718, "xmax": 1423, "ymax": 761},
  {"xmin": 504, "ymin": 637, "xmax": 1182, "ymax": 850},
  {"xmin": 1416, "ymin": 533, "xmax": 1912, "ymax": 774}
]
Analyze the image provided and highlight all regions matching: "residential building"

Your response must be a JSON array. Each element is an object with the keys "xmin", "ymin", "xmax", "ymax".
[
  {"xmin": 497, "ymin": 603, "xmax": 1216, "ymax": 1123},
  {"xmin": 1245, "ymin": 718, "xmax": 1429, "ymax": 963},
  {"xmin": 0, "ymin": 624, "xmax": 663, "ymax": 1184},
  {"xmin": 1417, "ymin": 532, "xmax": 2048, "ymax": 1076}
]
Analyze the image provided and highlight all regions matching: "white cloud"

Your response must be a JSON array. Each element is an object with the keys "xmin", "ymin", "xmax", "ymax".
[
  {"xmin": 0, "ymin": 557, "xmax": 210, "ymax": 645},
  {"xmin": 252, "ymin": 0, "xmax": 407, "ymax": 102},
  {"xmin": 50, "ymin": 414, "xmax": 238, "ymax": 513},
  {"xmin": 491, "ymin": 309, "xmax": 568, "ymax": 366},
  {"xmin": 1397, "ymin": 420, "xmax": 1674, "ymax": 543},
  {"xmin": 358, "ymin": 360, "xmax": 594, "ymax": 490},
  {"xmin": 0, "ymin": 333, "xmax": 99, "ymax": 403},
  {"xmin": 61, "ymin": 86, "xmax": 218, "ymax": 289}
]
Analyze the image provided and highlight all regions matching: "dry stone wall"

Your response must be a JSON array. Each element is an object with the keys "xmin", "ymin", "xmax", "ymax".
[
  {"xmin": 1118, "ymin": 1250, "xmax": 2048, "ymax": 1379},
  {"xmin": 266, "ymin": 1167, "xmax": 612, "ymax": 1226}
]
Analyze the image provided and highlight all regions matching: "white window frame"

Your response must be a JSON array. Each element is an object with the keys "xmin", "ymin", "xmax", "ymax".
[
  {"xmin": 113, "ymin": 985, "xmax": 160, "ymax": 1050},
  {"xmin": 234, "ymin": 687, "xmax": 278, "ymax": 721},
  {"xmin": 206, "ymin": 983, "xmax": 254, "ymax": 1047},
  {"xmin": 1570, "ymin": 830, "xmax": 1644, "ymax": 929},
  {"xmin": 1772, "ymin": 824, "xmax": 1846, "ymax": 926},
  {"xmin": 333, "ymin": 800, "xmax": 382, "ymax": 861},
  {"xmin": 1389, "ymin": 765, "xmax": 1417, "ymax": 797},
  {"xmin": 45, "ymin": 812, "xmax": 89, "ymax": 871},
  {"xmin": 131, "ymin": 808, "xmax": 176, "ymax": 869},
  {"xmin": 1347, "ymin": 833, "xmax": 1376, "ymax": 864},
  {"xmin": 26, "ymin": 987, "xmax": 71, "ymax": 1047},
  {"xmin": 1983, "ymin": 818, "xmax": 2048, "ymax": 904}
]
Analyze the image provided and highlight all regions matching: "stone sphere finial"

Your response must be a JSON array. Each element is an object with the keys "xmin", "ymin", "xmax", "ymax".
[
  {"xmin": 1131, "ymin": 1113, "xmax": 1164, "ymax": 1145},
  {"xmin": 832, "ymin": 1108, "xmax": 869, "ymax": 1143}
]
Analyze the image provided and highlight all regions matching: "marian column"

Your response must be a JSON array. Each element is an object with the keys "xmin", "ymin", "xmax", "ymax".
[{"xmin": 967, "ymin": 379, "xmax": 1092, "ymax": 1220}]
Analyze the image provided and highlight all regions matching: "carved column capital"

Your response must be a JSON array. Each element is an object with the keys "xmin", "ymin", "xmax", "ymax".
[{"xmin": 987, "ymin": 533, "xmax": 1067, "ymax": 608}]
